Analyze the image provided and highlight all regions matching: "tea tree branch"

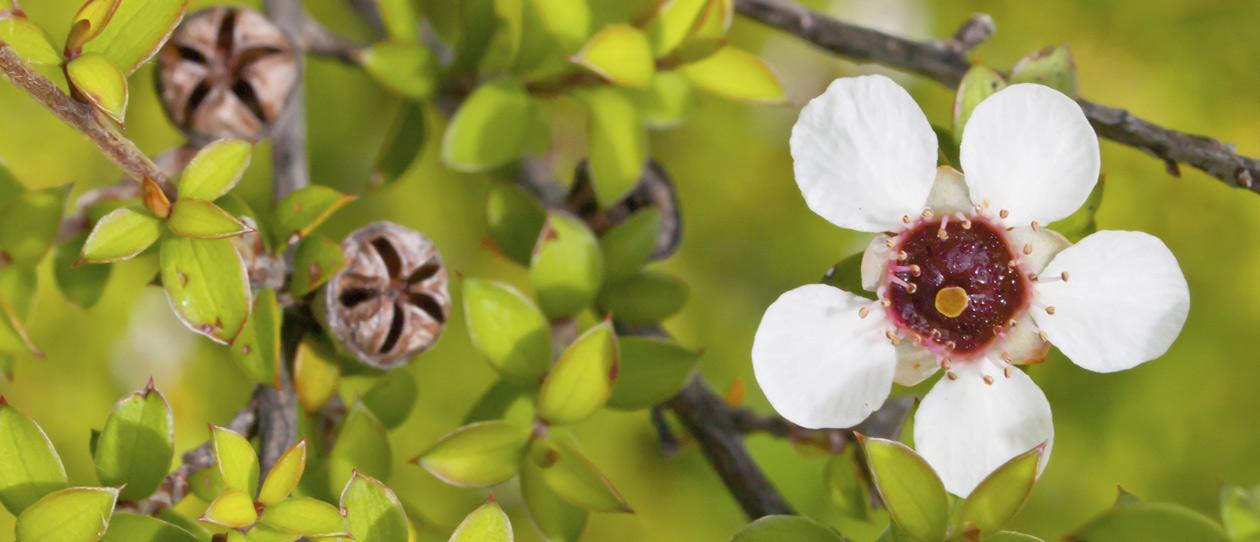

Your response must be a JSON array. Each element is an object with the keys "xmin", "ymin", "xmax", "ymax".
[
  {"xmin": 734, "ymin": 0, "xmax": 1260, "ymax": 191},
  {"xmin": 0, "ymin": 47, "xmax": 174, "ymax": 192}
]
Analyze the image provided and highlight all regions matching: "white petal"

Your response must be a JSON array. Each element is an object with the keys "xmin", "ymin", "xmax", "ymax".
[
  {"xmin": 791, "ymin": 75, "xmax": 938, "ymax": 232},
  {"xmin": 861, "ymin": 234, "xmax": 892, "ymax": 292},
  {"xmin": 1000, "ymin": 314, "xmax": 1051, "ymax": 366},
  {"xmin": 752, "ymin": 284, "xmax": 897, "ymax": 429},
  {"xmin": 1032, "ymin": 230, "xmax": 1189, "ymax": 373},
  {"xmin": 914, "ymin": 363, "xmax": 1053, "ymax": 497},
  {"xmin": 893, "ymin": 342, "xmax": 939, "ymax": 387},
  {"xmin": 925, "ymin": 166, "xmax": 972, "ymax": 216},
  {"xmin": 1007, "ymin": 226, "xmax": 1072, "ymax": 274},
  {"xmin": 960, "ymin": 84, "xmax": 1100, "ymax": 225}
]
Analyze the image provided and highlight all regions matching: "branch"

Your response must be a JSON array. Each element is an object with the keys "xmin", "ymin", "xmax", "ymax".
[
  {"xmin": 0, "ymin": 47, "xmax": 174, "ymax": 194},
  {"xmin": 733, "ymin": 0, "xmax": 1260, "ymax": 191},
  {"xmin": 300, "ymin": 17, "xmax": 362, "ymax": 65}
]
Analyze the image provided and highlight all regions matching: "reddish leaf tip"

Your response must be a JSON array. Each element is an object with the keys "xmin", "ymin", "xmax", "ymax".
[
  {"xmin": 144, "ymin": 376, "xmax": 157, "ymax": 394},
  {"xmin": 487, "ymin": 492, "xmax": 496, "ymax": 502},
  {"xmin": 0, "ymin": 395, "xmax": 8, "ymax": 406}
]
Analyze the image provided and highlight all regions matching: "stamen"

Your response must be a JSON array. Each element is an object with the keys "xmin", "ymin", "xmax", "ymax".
[
  {"xmin": 858, "ymin": 307, "xmax": 870, "ymax": 319},
  {"xmin": 1007, "ymin": 318, "xmax": 1018, "ymax": 328},
  {"xmin": 1045, "ymin": 306, "xmax": 1056, "ymax": 315},
  {"xmin": 906, "ymin": 283, "xmax": 918, "ymax": 294},
  {"xmin": 955, "ymin": 212, "xmax": 972, "ymax": 229},
  {"xmin": 938, "ymin": 216, "xmax": 950, "ymax": 240},
  {"xmin": 1004, "ymin": 366, "xmax": 1013, "ymax": 378},
  {"xmin": 1023, "ymin": 243, "xmax": 1033, "ymax": 255},
  {"xmin": 903, "ymin": 215, "xmax": 912, "ymax": 224},
  {"xmin": 922, "ymin": 209, "xmax": 934, "ymax": 218},
  {"xmin": 947, "ymin": 371, "xmax": 958, "ymax": 381},
  {"xmin": 1000, "ymin": 209, "xmax": 1010, "ymax": 219},
  {"xmin": 885, "ymin": 237, "xmax": 896, "ymax": 248},
  {"xmin": 983, "ymin": 375, "xmax": 995, "ymax": 385},
  {"xmin": 888, "ymin": 275, "xmax": 910, "ymax": 289},
  {"xmin": 885, "ymin": 330, "xmax": 901, "ymax": 346},
  {"xmin": 898, "ymin": 251, "xmax": 907, "ymax": 260},
  {"xmin": 910, "ymin": 264, "xmax": 921, "ymax": 276},
  {"xmin": 1039, "ymin": 330, "xmax": 1049, "ymax": 342},
  {"xmin": 1028, "ymin": 273, "xmax": 1038, "ymax": 282},
  {"xmin": 911, "ymin": 334, "xmax": 923, "ymax": 346},
  {"xmin": 1001, "ymin": 351, "xmax": 1012, "ymax": 363},
  {"xmin": 1031, "ymin": 221, "xmax": 1040, "ymax": 231},
  {"xmin": 945, "ymin": 340, "xmax": 956, "ymax": 350},
  {"xmin": 941, "ymin": 358, "xmax": 952, "ymax": 370},
  {"xmin": 1061, "ymin": 271, "xmax": 1070, "ymax": 282},
  {"xmin": 881, "ymin": 298, "xmax": 892, "ymax": 307}
]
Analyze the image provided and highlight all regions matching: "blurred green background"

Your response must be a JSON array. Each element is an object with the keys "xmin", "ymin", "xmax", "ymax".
[{"xmin": 2, "ymin": 0, "xmax": 1259, "ymax": 539}]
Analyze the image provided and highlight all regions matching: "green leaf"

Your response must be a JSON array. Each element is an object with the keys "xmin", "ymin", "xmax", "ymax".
[
  {"xmin": 200, "ymin": 489, "xmax": 257, "ymax": 529},
  {"xmin": 154, "ymin": 509, "xmax": 211, "ymax": 542},
  {"xmin": 94, "ymin": 383, "xmax": 175, "ymax": 501},
  {"xmin": 360, "ymin": 41, "xmax": 440, "ymax": 100},
  {"xmin": 628, "ymin": 71, "xmax": 697, "ymax": 129},
  {"xmin": 1009, "ymin": 45, "xmax": 1078, "ymax": 96},
  {"xmin": 441, "ymin": 80, "xmax": 540, "ymax": 172},
  {"xmin": 328, "ymin": 401, "xmax": 392, "ymax": 497},
  {"xmin": 462, "ymin": 278, "xmax": 551, "ymax": 382},
  {"xmin": 15, "ymin": 486, "xmax": 120, "ymax": 542},
  {"xmin": 372, "ymin": 102, "xmax": 426, "ymax": 187},
  {"xmin": 339, "ymin": 473, "xmax": 409, "ymax": 542},
  {"xmin": 228, "ymin": 288, "xmax": 281, "ymax": 387},
  {"xmin": 646, "ymin": 0, "xmax": 708, "ymax": 55},
  {"xmin": 257, "ymin": 440, "xmax": 305, "ymax": 507},
  {"xmin": 271, "ymin": 186, "xmax": 355, "ymax": 249},
  {"xmin": 100, "ymin": 513, "xmax": 198, "ymax": 542},
  {"xmin": 0, "ymin": 400, "xmax": 68, "ymax": 515},
  {"xmin": 530, "ymin": 438, "xmax": 631, "ymax": 513},
  {"xmin": 66, "ymin": 52, "xmax": 128, "ymax": 124},
  {"xmin": 821, "ymin": 251, "xmax": 876, "ymax": 301},
  {"xmin": 531, "ymin": 0, "xmax": 590, "ymax": 52},
  {"xmin": 579, "ymin": 87, "xmax": 646, "ymax": 207},
  {"xmin": 1070, "ymin": 503, "xmax": 1231, "ymax": 542},
  {"xmin": 260, "ymin": 497, "xmax": 350, "ymax": 538},
  {"xmin": 536, "ymin": 322, "xmax": 618, "ymax": 425},
  {"xmin": 294, "ymin": 336, "xmax": 342, "ymax": 413},
  {"xmin": 66, "ymin": 0, "xmax": 122, "ymax": 51},
  {"xmin": 0, "ymin": 265, "xmax": 38, "ymax": 356},
  {"xmin": 0, "ymin": 185, "xmax": 66, "ymax": 266},
  {"xmin": 1221, "ymin": 485, "xmax": 1260, "ymax": 540},
  {"xmin": 212, "ymin": 426, "xmax": 259, "ymax": 495},
  {"xmin": 82, "ymin": 0, "xmax": 187, "ymax": 75},
  {"xmin": 690, "ymin": 0, "xmax": 732, "ymax": 41},
  {"xmin": 729, "ymin": 515, "xmax": 845, "ymax": 542},
  {"xmin": 0, "ymin": 18, "xmax": 62, "ymax": 64},
  {"xmin": 825, "ymin": 449, "xmax": 870, "ymax": 521},
  {"xmin": 186, "ymin": 467, "xmax": 223, "ymax": 504},
  {"xmin": 985, "ymin": 533, "xmax": 1044, "ymax": 542},
  {"xmin": 1048, "ymin": 175, "xmax": 1104, "ymax": 242},
  {"xmin": 599, "ymin": 208, "xmax": 661, "ymax": 285},
  {"xmin": 159, "ymin": 236, "xmax": 251, "ymax": 344},
  {"xmin": 485, "ymin": 183, "xmax": 546, "ymax": 266},
  {"xmin": 957, "ymin": 443, "xmax": 1046, "ymax": 538},
  {"xmin": 362, "ymin": 368, "xmax": 418, "ymax": 430},
  {"xmin": 178, "ymin": 139, "xmax": 252, "ymax": 201},
  {"xmin": 79, "ymin": 205, "xmax": 161, "ymax": 263},
  {"xmin": 167, "ymin": 199, "xmax": 253, "ymax": 239},
  {"xmin": 679, "ymin": 46, "xmax": 785, "ymax": 104},
  {"xmin": 952, "ymin": 65, "xmax": 1007, "ymax": 147},
  {"xmin": 53, "ymin": 232, "xmax": 111, "ymax": 308},
  {"xmin": 238, "ymin": 525, "xmax": 295, "ymax": 542},
  {"xmin": 520, "ymin": 453, "xmax": 587, "ymax": 542},
  {"xmin": 414, "ymin": 421, "xmax": 530, "ymax": 488},
  {"xmin": 605, "ymin": 337, "xmax": 699, "ymax": 411},
  {"xmin": 530, "ymin": 212, "xmax": 603, "ymax": 318},
  {"xmin": 859, "ymin": 436, "xmax": 949, "ymax": 542},
  {"xmin": 378, "ymin": 0, "xmax": 419, "ymax": 42},
  {"xmin": 463, "ymin": 380, "xmax": 535, "ymax": 427},
  {"xmin": 290, "ymin": 235, "xmax": 345, "ymax": 298},
  {"xmin": 572, "ymin": 24, "xmax": 654, "ymax": 88},
  {"xmin": 595, "ymin": 270, "xmax": 687, "ymax": 325},
  {"xmin": 450, "ymin": 500, "xmax": 512, "ymax": 542}
]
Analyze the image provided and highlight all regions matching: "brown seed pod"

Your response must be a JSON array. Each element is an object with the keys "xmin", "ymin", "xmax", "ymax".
[
  {"xmin": 322, "ymin": 222, "xmax": 449, "ymax": 369},
  {"xmin": 155, "ymin": 6, "xmax": 299, "ymax": 142}
]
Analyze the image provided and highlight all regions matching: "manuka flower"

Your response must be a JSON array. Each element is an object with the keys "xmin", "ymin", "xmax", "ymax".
[{"xmin": 752, "ymin": 75, "xmax": 1190, "ymax": 496}]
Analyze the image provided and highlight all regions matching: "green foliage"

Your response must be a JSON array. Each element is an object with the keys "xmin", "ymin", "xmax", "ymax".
[
  {"xmin": 93, "ymin": 382, "xmax": 174, "ymax": 501},
  {"xmin": 201, "ymin": 489, "xmax": 257, "ymax": 529},
  {"xmin": 228, "ymin": 288, "xmax": 281, "ymax": 387},
  {"xmin": 360, "ymin": 41, "xmax": 440, "ymax": 100},
  {"xmin": 270, "ymin": 186, "xmax": 356, "ymax": 250},
  {"xmin": 0, "ymin": 265, "xmax": 39, "ymax": 356},
  {"xmin": 729, "ymin": 515, "xmax": 844, "ymax": 541},
  {"xmin": 66, "ymin": 0, "xmax": 121, "ymax": 53},
  {"xmin": 414, "ymin": 421, "xmax": 531, "ymax": 488},
  {"xmin": 825, "ymin": 448, "xmax": 871, "ymax": 521},
  {"xmin": 449, "ymin": 500, "xmax": 513, "ymax": 542},
  {"xmin": 99, "ymin": 513, "xmax": 198, "ymax": 542},
  {"xmin": 159, "ymin": 236, "xmax": 251, "ymax": 344},
  {"xmin": 573, "ymin": 24, "xmax": 655, "ymax": 88},
  {"xmin": 339, "ymin": 473, "xmax": 409, "ymax": 542},
  {"xmin": 294, "ymin": 336, "xmax": 342, "ymax": 413},
  {"xmin": 1009, "ymin": 45, "xmax": 1078, "ymax": 96},
  {"xmin": 952, "ymin": 65, "xmax": 1006, "ymax": 145},
  {"xmin": 0, "ymin": 18, "xmax": 62, "ymax": 64},
  {"xmin": 259, "ymin": 497, "xmax": 350, "ymax": 538},
  {"xmin": 629, "ymin": 71, "xmax": 697, "ymax": 129},
  {"xmin": 821, "ymin": 251, "xmax": 875, "ymax": 300},
  {"xmin": 166, "ymin": 199, "xmax": 252, "ymax": 239},
  {"xmin": 956, "ymin": 444, "xmax": 1045, "ymax": 539},
  {"xmin": 530, "ymin": 212, "xmax": 603, "ymax": 318},
  {"xmin": 362, "ymin": 367, "xmax": 418, "ymax": 430},
  {"xmin": 528, "ymin": 438, "xmax": 631, "ymax": 513},
  {"xmin": 52, "ymin": 232, "xmax": 110, "ymax": 308},
  {"xmin": 15, "ymin": 486, "xmax": 119, "ymax": 542},
  {"xmin": 1221, "ymin": 485, "xmax": 1260, "ymax": 540},
  {"xmin": 178, "ymin": 139, "xmax": 252, "ymax": 202},
  {"xmin": 647, "ymin": 0, "xmax": 709, "ymax": 55},
  {"xmin": 290, "ymin": 235, "xmax": 346, "ymax": 298},
  {"xmin": 486, "ymin": 183, "xmax": 547, "ymax": 266},
  {"xmin": 580, "ymin": 87, "xmax": 646, "ymax": 207},
  {"xmin": 0, "ymin": 400, "xmax": 68, "ymax": 516},
  {"xmin": 373, "ymin": 102, "xmax": 427, "ymax": 188},
  {"xmin": 536, "ymin": 322, "xmax": 619, "ymax": 425},
  {"xmin": 442, "ymin": 80, "xmax": 541, "ymax": 172},
  {"xmin": 1069, "ymin": 500, "xmax": 1231, "ymax": 542},
  {"xmin": 462, "ymin": 278, "xmax": 552, "ymax": 382},
  {"xmin": 66, "ymin": 52, "xmax": 127, "ymax": 124},
  {"xmin": 520, "ymin": 453, "xmax": 588, "ymax": 542},
  {"xmin": 257, "ymin": 440, "xmax": 305, "ymax": 507},
  {"xmin": 0, "ymin": 185, "xmax": 66, "ymax": 267},
  {"xmin": 599, "ymin": 208, "xmax": 662, "ymax": 284},
  {"xmin": 78, "ymin": 205, "xmax": 162, "ymax": 263},
  {"xmin": 678, "ymin": 46, "xmax": 786, "ymax": 104},
  {"xmin": 212, "ymin": 426, "xmax": 259, "ymax": 495},
  {"xmin": 860, "ymin": 436, "xmax": 949, "ymax": 542},
  {"xmin": 595, "ymin": 270, "xmax": 688, "ymax": 324},
  {"xmin": 605, "ymin": 336, "xmax": 699, "ymax": 411},
  {"xmin": 79, "ymin": 0, "xmax": 185, "ymax": 74},
  {"xmin": 327, "ymin": 401, "xmax": 392, "ymax": 497}
]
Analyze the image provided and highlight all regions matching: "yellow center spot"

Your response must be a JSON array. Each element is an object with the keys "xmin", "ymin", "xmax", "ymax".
[{"xmin": 935, "ymin": 286, "xmax": 970, "ymax": 318}]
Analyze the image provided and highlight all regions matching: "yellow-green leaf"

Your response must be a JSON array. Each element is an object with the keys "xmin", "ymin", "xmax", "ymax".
[
  {"xmin": 530, "ymin": 212, "xmax": 603, "ymax": 318},
  {"xmin": 200, "ymin": 489, "xmax": 257, "ymax": 529},
  {"xmin": 338, "ymin": 473, "xmax": 409, "ymax": 542},
  {"xmin": 93, "ymin": 383, "xmax": 175, "ymax": 501},
  {"xmin": 579, "ymin": 87, "xmax": 646, "ymax": 207},
  {"xmin": 679, "ymin": 46, "xmax": 785, "ymax": 104},
  {"xmin": 730, "ymin": 515, "xmax": 844, "ymax": 542},
  {"xmin": 99, "ymin": 513, "xmax": 198, "ymax": 542},
  {"xmin": 257, "ymin": 440, "xmax": 306, "ymax": 507},
  {"xmin": 0, "ymin": 18, "xmax": 62, "ymax": 64},
  {"xmin": 66, "ymin": 0, "xmax": 121, "ymax": 51},
  {"xmin": 530, "ymin": 438, "xmax": 630, "ymax": 513},
  {"xmin": 327, "ymin": 401, "xmax": 391, "ymax": 497},
  {"xmin": 360, "ymin": 41, "xmax": 440, "ymax": 100},
  {"xmin": 0, "ymin": 399, "xmax": 68, "ymax": 516},
  {"xmin": 66, "ymin": 52, "xmax": 128, "ymax": 124},
  {"xmin": 159, "ymin": 236, "xmax": 251, "ymax": 344},
  {"xmin": 0, "ymin": 185, "xmax": 67, "ymax": 266},
  {"xmin": 15, "ymin": 486, "xmax": 120, "ymax": 542},
  {"xmin": 572, "ymin": 24, "xmax": 654, "ymax": 88},
  {"xmin": 606, "ymin": 337, "xmax": 699, "ymax": 411},
  {"xmin": 440, "ymin": 80, "xmax": 540, "ymax": 172},
  {"xmin": 957, "ymin": 443, "xmax": 1046, "ymax": 538},
  {"xmin": 598, "ymin": 208, "xmax": 661, "ymax": 284},
  {"xmin": 1009, "ymin": 45, "xmax": 1078, "ymax": 96},
  {"xmin": 271, "ymin": 186, "xmax": 355, "ymax": 250},
  {"xmin": 228, "ymin": 288, "xmax": 281, "ymax": 387},
  {"xmin": 646, "ymin": 0, "xmax": 708, "ymax": 55},
  {"xmin": 536, "ymin": 322, "xmax": 618, "ymax": 425},
  {"xmin": 519, "ymin": 453, "xmax": 587, "ymax": 542},
  {"xmin": 0, "ymin": 265, "xmax": 38, "ymax": 356},
  {"xmin": 53, "ymin": 231, "xmax": 111, "ymax": 308},
  {"xmin": 294, "ymin": 336, "xmax": 341, "ymax": 413},
  {"xmin": 689, "ymin": 0, "xmax": 732, "ymax": 42},
  {"xmin": 179, "ymin": 139, "xmax": 252, "ymax": 201},
  {"xmin": 260, "ymin": 497, "xmax": 349, "ymax": 538},
  {"xmin": 1070, "ymin": 502, "xmax": 1231, "ymax": 542},
  {"xmin": 628, "ymin": 71, "xmax": 697, "ymax": 129},
  {"xmin": 371, "ymin": 101, "xmax": 426, "ymax": 188},
  {"xmin": 449, "ymin": 500, "xmax": 512, "ymax": 542},
  {"xmin": 462, "ymin": 278, "xmax": 552, "ymax": 382},
  {"xmin": 83, "ymin": 0, "xmax": 187, "ymax": 75},
  {"xmin": 413, "ymin": 421, "xmax": 531, "ymax": 488},
  {"xmin": 290, "ymin": 235, "xmax": 345, "ymax": 298},
  {"xmin": 212, "ymin": 426, "xmax": 259, "ymax": 495},
  {"xmin": 485, "ymin": 183, "xmax": 546, "ymax": 266},
  {"xmin": 167, "ymin": 198, "xmax": 253, "ymax": 239},
  {"xmin": 79, "ymin": 204, "xmax": 161, "ymax": 263},
  {"xmin": 860, "ymin": 436, "xmax": 949, "ymax": 542},
  {"xmin": 952, "ymin": 65, "xmax": 1007, "ymax": 147},
  {"xmin": 594, "ymin": 269, "xmax": 688, "ymax": 325},
  {"xmin": 361, "ymin": 367, "xmax": 417, "ymax": 430}
]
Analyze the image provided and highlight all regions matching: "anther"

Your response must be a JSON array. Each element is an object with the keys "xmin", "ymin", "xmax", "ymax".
[
  {"xmin": 1031, "ymin": 221, "xmax": 1040, "ymax": 231},
  {"xmin": 911, "ymin": 334, "xmax": 922, "ymax": 346},
  {"xmin": 1045, "ymin": 306, "xmax": 1056, "ymax": 315},
  {"xmin": 931, "ymin": 329, "xmax": 942, "ymax": 339},
  {"xmin": 1004, "ymin": 367, "xmax": 1013, "ymax": 378},
  {"xmin": 1028, "ymin": 273, "xmax": 1038, "ymax": 282},
  {"xmin": 983, "ymin": 375, "xmax": 995, "ymax": 385},
  {"xmin": 898, "ymin": 251, "xmax": 907, "ymax": 260},
  {"xmin": 941, "ymin": 358, "xmax": 952, "ymax": 370},
  {"xmin": 1000, "ymin": 209, "xmax": 1010, "ymax": 219},
  {"xmin": 859, "ymin": 307, "xmax": 870, "ymax": 319},
  {"xmin": 881, "ymin": 298, "xmax": 892, "ymax": 307},
  {"xmin": 885, "ymin": 237, "xmax": 896, "ymax": 248},
  {"xmin": 1007, "ymin": 318, "xmax": 1018, "ymax": 328},
  {"xmin": 903, "ymin": 215, "xmax": 912, "ymax": 224},
  {"xmin": 947, "ymin": 371, "xmax": 958, "ymax": 381},
  {"xmin": 945, "ymin": 340, "xmax": 956, "ymax": 350},
  {"xmin": 909, "ymin": 264, "xmax": 921, "ymax": 276},
  {"xmin": 993, "ymin": 326, "xmax": 1004, "ymax": 336},
  {"xmin": 906, "ymin": 283, "xmax": 918, "ymax": 294},
  {"xmin": 1061, "ymin": 271, "xmax": 1070, "ymax": 282},
  {"xmin": 922, "ymin": 209, "xmax": 933, "ymax": 218},
  {"xmin": 938, "ymin": 229, "xmax": 949, "ymax": 240},
  {"xmin": 885, "ymin": 330, "xmax": 901, "ymax": 346},
  {"xmin": 1002, "ymin": 351, "xmax": 1013, "ymax": 362},
  {"xmin": 1023, "ymin": 243, "xmax": 1033, "ymax": 255},
  {"xmin": 1039, "ymin": 331, "xmax": 1049, "ymax": 342}
]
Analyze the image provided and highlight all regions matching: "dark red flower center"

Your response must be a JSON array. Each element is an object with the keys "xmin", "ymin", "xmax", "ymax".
[{"xmin": 886, "ymin": 215, "xmax": 1030, "ymax": 357}]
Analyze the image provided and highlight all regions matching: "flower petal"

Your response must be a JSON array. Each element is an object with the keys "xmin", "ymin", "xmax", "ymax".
[
  {"xmin": 1007, "ymin": 226, "xmax": 1072, "ymax": 274},
  {"xmin": 914, "ymin": 362, "xmax": 1053, "ymax": 497},
  {"xmin": 752, "ymin": 284, "xmax": 897, "ymax": 429},
  {"xmin": 861, "ymin": 234, "xmax": 892, "ymax": 292},
  {"xmin": 960, "ymin": 84, "xmax": 1100, "ymax": 226},
  {"xmin": 791, "ymin": 75, "xmax": 938, "ymax": 232},
  {"xmin": 1032, "ymin": 230, "xmax": 1189, "ymax": 373},
  {"xmin": 925, "ymin": 166, "xmax": 972, "ymax": 216},
  {"xmin": 893, "ymin": 342, "xmax": 939, "ymax": 387},
  {"xmin": 1000, "ymin": 314, "xmax": 1051, "ymax": 366}
]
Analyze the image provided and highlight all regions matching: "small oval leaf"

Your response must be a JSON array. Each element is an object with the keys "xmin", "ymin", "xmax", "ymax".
[
  {"xmin": 646, "ymin": 0, "xmax": 708, "ymax": 55},
  {"xmin": 99, "ymin": 513, "xmax": 198, "ymax": 542},
  {"xmin": 167, "ymin": 199, "xmax": 253, "ymax": 239},
  {"xmin": 66, "ymin": 52, "xmax": 128, "ymax": 124},
  {"xmin": 362, "ymin": 368, "xmax": 418, "ymax": 430},
  {"xmin": 449, "ymin": 500, "xmax": 512, "ymax": 542},
  {"xmin": 82, "ymin": 0, "xmax": 187, "ymax": 75},
  {"xmin": 520, "ymin": 451, "xmax": 587, "ymax": 542},
  {"xmin": 572, "ymin": 24, "xmax": 654, "ymax": 88},
  {"xmin": 15, "ymin": 486, "xmax": 120, "ymax": 542},
  {"xmin": 178, "ymin": 139, "xmax": 252, "ymax": 202},
  {"xmin": 257, "ymin": 440, "xmax": 306, "ymax": 507},
  {"xmin": 294, "ymin": 336, "xmax": 342, "ymax": 413},
  {"xmin": 1009, "ymin": 45, "xmax": 1078, "ymax": 96},
  {"xmin": 290, "ymin": 235, "xmax": 346, "ymax": 298},
  {"xmin": 530, "ymin": 212, "xmax": 603, "ymax": 319},
  {"xmin": 441, "ymin": 80, "xmax": 540, "ymax": 172},
  {"xmin": 228, "ymin": 288, "xmax": 281, "ymax": 387},
  {"xmin": 360, "ymin": 41, "xmax": 440, "ymax": 100},
  {"xmin": 260, "ymin": 497, "xmax": 350, "ymax": 538},
  {"xmin": 1070, "ymin": 502, "xmax": 1231, "ymax": 542},
  {"xmin": 952, "ymin": 65, "xmax": 1007, "ymax": 147},
  {"xmin": 462, "ymin": 278, "xmax": 552, "ymax": 382},
  {"xmin": 957, "ymin": 443, "xmax": 1046, "ymax": 537},
  {"xmin": 606, "ymin": 336, "xmax": 699, "ymax": 411},
  {"xmin": 0, "ymin": 185, "xmax": 67, "ymax": 266},
  {"xmin": 79, "ymin": 205, "xmax": 162, "ymax": 263},
  {"xmin": 0, "ymin": 400, "xmax": 68, "ymax": 516},
  {"xmin": 271, "ymin": 186, "xmax": 355, "ymax": 250},
  {"xmin": 200, "ymin": 488, "xmax": 257, "ymax": 529},
  {"xmin": 94, "ymin": 383, "xmax": 175, "ymax": 501},
  {"xmin": 599, "ymin": 208, "xmax": 661, "ymax": 285},
  {"xmin": 595, "ymin": 270, "xmax": 687, "ymax": 325},
  {"xmin": 372, "ymin": 102, "xmax": 426, "ymax": 187},
  {"xmin": 339, "ymin": 473, "xmax": 409, "ymax": 542},
  {"xmin": 729, "ymin": 515, "xmax": 845, "ymax": 542},
  {"xmin": 679, "ymin": 46, "xmax": 784, "ymax": 104},
  {"xmin": 212, "ymin": 426, "xmax": 260, "ymax": 495},
  {"xmin": 0, "ymin": 18, "xmax": 62, "ymax": 64},
  {"xmin": 628, "ymin": 71, "xmax": 697, "ymax": 129},
  {"xmin": 530, "ymin": 438, "xmax": 630, "ymax": 513},
  {"xmin": 53, "ymin": 231, "xmax": 111, "ymax": 308},
  {"xmin": 860, "ymin": 436, "xmax": 949, "ymax": 542},
  {"xmin": 159, "ymin": 236, "xmax": 251, "ymax": 344},
  {"xmin": 579, "ymin": 87, "xmax": 646, "ymax": 207},
  {"xmin": 485, "ymin": 183, "xmax": 546, "ymax": 266},
  {"xmin": 536, "ymin": 322, "xmax": 618, "ymax": 425},
  {"xmin": 414, "ymin": 421, "xmax": 531, "ymax": 488},
  {"xmin": 328, "ymin": 401, "xmax": 392, "ymax": 497}
]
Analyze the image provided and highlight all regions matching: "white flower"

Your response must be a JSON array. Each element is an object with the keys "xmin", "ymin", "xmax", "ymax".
[{"xmin": 752, "ymin": 75, "xmax": 1190, "ymax": 496}]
